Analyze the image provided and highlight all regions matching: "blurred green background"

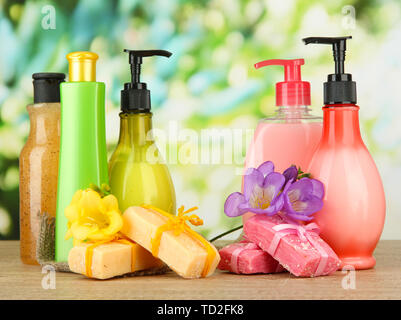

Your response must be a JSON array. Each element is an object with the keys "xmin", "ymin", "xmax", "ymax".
[{"xmin": 0, "ymin": 0, "xmax": 400, "ymax": 240}]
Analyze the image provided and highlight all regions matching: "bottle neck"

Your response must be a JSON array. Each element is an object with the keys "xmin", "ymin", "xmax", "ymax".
[
  {"xmin": 118, "ymin": 112, "xmax": 154, "ymax": 146},
  {"xmin": 267, "ymin": 105, "xmax": 321, "ymax": 123},
  {"xmin": 321, "ymin": 104, "xmax": 363, "ymax": 146},
  {"xmin": 27, "ymin": 103, "xmax": 60, "ymax": 145},
  {"xmin": 276, "ymin": 105, "xmax": 310, "ymax": 116}
]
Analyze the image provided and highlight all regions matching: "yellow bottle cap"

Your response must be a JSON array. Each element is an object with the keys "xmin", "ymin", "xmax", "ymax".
[{"xmin": 67, "ymin": 51, "xmax": 98, "ymax": 82}]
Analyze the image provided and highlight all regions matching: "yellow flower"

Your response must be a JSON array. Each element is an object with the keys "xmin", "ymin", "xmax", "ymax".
[{"xmin": 65, "ymin": 188, "xmax": 123, "ymax": 243}]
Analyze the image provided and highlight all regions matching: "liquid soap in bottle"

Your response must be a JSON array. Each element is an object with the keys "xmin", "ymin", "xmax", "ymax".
[
  {"xmin": 243, "ymin": 59, "xmax": 322, "ymax": 223},
  {"xmin": 109, "ymin": 50, "xmax": 176, "ymax": 213},
  {"xmin": 303, "ymin": 36, "xmax": 385, "ymax": 269}
]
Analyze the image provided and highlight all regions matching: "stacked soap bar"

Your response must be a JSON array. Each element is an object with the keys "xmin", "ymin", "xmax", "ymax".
[
  {"xmin": 121, "ymin": 206, "xmax": 220, "ymax": 279},
  {"xmin": 218, "ymin": 241, "xmax": 285, "ymax": 274},
  {"xmin": 244, "ymin": 215, "xmax": 340, "ymax": 277},
  {"xmin": 68, "ymin": 241, "xmax": 163, "ymax": 280}
]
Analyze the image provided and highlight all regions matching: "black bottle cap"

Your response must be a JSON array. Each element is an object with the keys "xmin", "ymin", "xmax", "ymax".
[
  {"xmin": 32, "ymin": 73, "xmax": 65, "ymax": 103},
  {"xmin": 121, "ymin": 49, "xmax": 172, "ymax": 113},
  {"xmin": 303, "ymin": 36, "xmax": 356, "ymax": 105}
]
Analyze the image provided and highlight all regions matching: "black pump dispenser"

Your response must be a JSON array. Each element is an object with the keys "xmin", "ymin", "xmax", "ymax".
[
  {"xmin": 303, "ymin": 36, "xmax": 356, "ymax": 105},
  {"xmin": 121, "ymin": 49, "xmax": 172, "ymax": 113}
]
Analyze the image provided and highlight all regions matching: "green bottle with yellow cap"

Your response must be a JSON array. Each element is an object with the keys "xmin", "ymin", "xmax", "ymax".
[{"xmin": 55, "ymin": 52, "xmax": 109, "ymax": 262}]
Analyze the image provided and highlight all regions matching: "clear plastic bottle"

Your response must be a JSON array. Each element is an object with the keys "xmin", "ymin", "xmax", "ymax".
[
  {"xmin": 243, "ymin": 59, "xmax": 322, "ymax": 223},
  {"xmin": 19, "ymin": 73, "xmax": 65, "ymax": 265},
  {"xmin": 245, "ymin": 105, "xmax": 322, "ymax": 173}
]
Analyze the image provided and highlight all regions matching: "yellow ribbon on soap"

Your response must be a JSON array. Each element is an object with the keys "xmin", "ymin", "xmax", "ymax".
[
  {"xmin": 84, "ymin": 234, "xmax": 136, "ymax": 278},
  {"xmin": 142, "ymin": 204, "xmax": 216, "ymax": 278}
]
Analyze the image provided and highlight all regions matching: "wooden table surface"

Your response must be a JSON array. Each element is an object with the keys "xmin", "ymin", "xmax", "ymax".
[{"xmin": 0, "ymin": 240, "xmax": 400, "ymax": 300}]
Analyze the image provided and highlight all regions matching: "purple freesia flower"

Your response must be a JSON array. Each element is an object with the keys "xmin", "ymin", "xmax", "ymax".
[
  {"xmin": 224, "ymin": 161, "xmax": 285, "ymax": 217},
  {"xmin": 282, "ymin": 177, "xmax": 324, "ymax": 221},
  {"xmin": 283, "ymin": 165, "xmax": 298, "ymax": 184},
  {"xmin": 224, "ymin": 161, "xmax": 325, "ymax": 221}
]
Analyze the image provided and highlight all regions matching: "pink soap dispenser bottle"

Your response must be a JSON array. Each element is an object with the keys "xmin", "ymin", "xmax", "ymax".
[
  {"xmin": 303, "ymin": 36, "xmax": 385, "ymax": 270},
  {"xmin": 243, "ymin": 59, "xmax": 322, "ymax": 223}
]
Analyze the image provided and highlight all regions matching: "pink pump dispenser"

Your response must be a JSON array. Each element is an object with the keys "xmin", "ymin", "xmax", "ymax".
[
  {"xmin": 254, "ymin": 59, "xmax": 311, "ymax": 106},
  {"xmin": 243, "ymin": 59, "xmax": 322, "ymax": 223},
  {"xmin": 303, "ymin": 36, "xmax": 385, "ymax": 270}
]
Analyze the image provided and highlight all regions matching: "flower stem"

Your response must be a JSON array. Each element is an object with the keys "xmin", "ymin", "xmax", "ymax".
[
  {"xmin": 297, "ymin": 166, "xmax": 312, "ymax": 179},
  {"xmin": 89, "ymin": 183, "xmax": 111, "ymax": 198},
  {"xmin": 209, "ymin": 225, "xmax": 243, "ymax": 243}
]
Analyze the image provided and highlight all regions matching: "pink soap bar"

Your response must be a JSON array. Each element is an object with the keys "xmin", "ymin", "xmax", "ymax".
[
  {"xmin": 218, "ymin": 241, "xmax": 285, "ymax": 274},
  {"xmin": 244, "ymin": 215, "xmax": 340, "ymax": 277}
]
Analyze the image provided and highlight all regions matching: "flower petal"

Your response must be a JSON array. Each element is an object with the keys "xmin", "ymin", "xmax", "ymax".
[
  {"xmin": 65, "ymin": 203, "xmax": 79, "ymax": 222},
  {"xmin": 285, "ymin": 195, "xmax": 323, "ymax": 216},
  {"xmin": 224, "ymin": 192, "xmax": 248, "ymax": 217},
  {"xmin": 246, "ymin": 193, "xmax": 284, "ymax": 215},
  {"xmin": 283, "ymin": 166, "xmax": 298, "ymax": 184},
  {"xmin": 88, "ymin": 231, "xmax": 114, "ymax": 241},
  {"xmin": 282, "ymin": 177, "xmax": 324, "ymax": 220},
  {"xmin": 79, "ymin": 189, "xmax": 103, "ymax": 219},
  {"xmin": 287, "ymin": 179, "xmax": 313, "ymax": 201},
  {"xmin": 262, "ymin": 172, "xmax": 285, "ymax": 200},
  {"xmin": 71, "ymin": 190, "xmax": 83, "ymax": 204},
  {"xmin": 70, "ymin": 222, "xmax": 95, "ymax": 241},
  {"xmin": 243, "ymin": 168, "xmax": 264, "ymax": 201},
  {"xmin": 299, "ymin": 196, "xmax": 324, "ymax": 214},
  {"xmin": 102, "ymin": 194, "xmax": 120, "ymax": 212},
  {"xmin": 269, "ymin": 194, "xmax": 285, "ymax": 212},
  {"xmin": 309, "ymin": 178, "xmax": 325, "ymax": 199},
  {"xmin": 102, "ymin": 210, "xmax": 123, "ymax": 235},
  {"xmin": 257, "ymin": 161, "xmax": 274, "ymax": 176}
]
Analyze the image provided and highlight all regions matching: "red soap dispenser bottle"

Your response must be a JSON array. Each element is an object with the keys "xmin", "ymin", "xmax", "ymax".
[{"xmin": 303, "ymin": 36, "xmax": 385, "ymax": 270}]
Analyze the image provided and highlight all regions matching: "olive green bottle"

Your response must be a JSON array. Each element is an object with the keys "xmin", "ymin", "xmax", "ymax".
[{"xmin": 109, "ymin": 50, "xmax": 176, "ymax": 214}]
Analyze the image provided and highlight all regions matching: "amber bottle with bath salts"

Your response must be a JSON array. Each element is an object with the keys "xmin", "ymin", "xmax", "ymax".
[{"xmin": 19, "ymin": 73, "xmax": 65, "ymax": 265}]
